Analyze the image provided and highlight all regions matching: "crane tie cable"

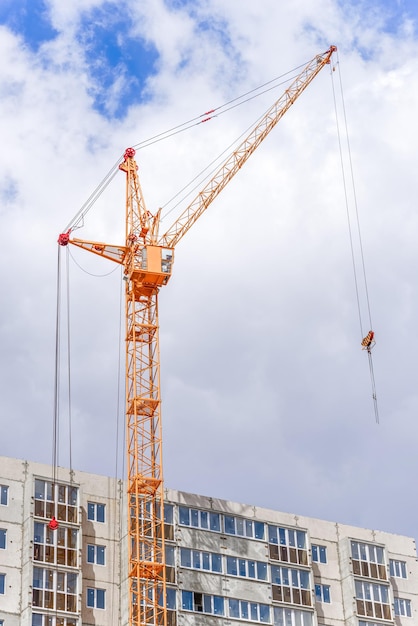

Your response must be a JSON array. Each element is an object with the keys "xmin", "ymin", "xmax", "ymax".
[{"xmin": 62, "ymin": 59, "xmax": 318, "ymax": 234}]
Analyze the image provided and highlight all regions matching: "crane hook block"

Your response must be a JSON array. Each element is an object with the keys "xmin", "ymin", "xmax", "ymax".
[
  {"xmin": 361, "ymin": 330, "xmax": 375, "ymax": 350},
  {"xmin": 48, "ymin": 516, "xmax": 59, "ymax": 531},
  {"xmin": 58, "ymin": 229, "xmax": 71, "ymax": 246}
]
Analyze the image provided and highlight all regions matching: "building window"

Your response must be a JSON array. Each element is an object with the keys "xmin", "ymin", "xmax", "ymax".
[
  {"xmin": 272, "ymin": 566, "xmax": 311, "ymax": 606},
  {"xmin": 87, "ymin": 502, "xmax": 105, "ymax": 523},
  {"xmin": 163, "ymin": 503, "xmax": 175, "ymax": 540},
  {"xmin": 33, "ymin": 521, "xmax": 78, "ymax": 567},
  {"xmin": 181, "ymin": 591, "xmax": 224, "ymax": 615},
  {"xmin": 227, "ymin": 556, "xmax": 267, "ymax": 581},
  {"xmin": 0, "ymin": 485, "xmax": 8, "ymax": 506},
  {"xmin": 314, "ymin": 584, "xmax": 330, "ymax": 603},
  {"xmin": 87, "ymin": 587, "xmax": 106, "ymax": 609},
  {"xmin": 34, "ymin": 480, "xmax": 78, "ymax": 524},
  {"xmin": 390, "ymin": 559, "xmax": 407, "ymax": 579},
  {"xmin": 268, "ymin": 525, "xmax": 308, "ymax": 566},
  {"xmin": 166, "ymin": 587, "xmax": 177, "ymax": 610},
  {"xmin": 163, "ymin": 545, "xmax": 176, "ymax": 584},
  {"xmin": 34, "ymin": 479, "xmax": 53, "ymax": 520},
  {"xmin": 0, "ymin": 529, "xmax": 6, "ymax": 549},
  {"xmin": 350, "ymin": 541, "xmax": 386, "ymax": 580},
  {"xmin": 228, "ymin": 599, "xmax": 270, "ymax": 623},
  {"xmin": 224, "ymin": 515, "xmax": 265, "ymax": 540},
  {"xmin": 355, "ymin": 580, "xmax": 391, "ymax": 620},
  {"xmin": 273, "ymin": 607, "xmax": 313, "ymax": 626},
  {"xmin": 181, "ymin": 548, "xmax": 222, "ymax": 573},
  {"xmin": 165, "ymin": 545, "xmax": 175, "ymax": 566},
  {"xmin": 32, "ymin": 615, "xmax": 77, "ymax": 626},
  {"xmin": 0, "ymin": 573, "xmax": 5, "ymax": 594},
  {"xmin": 32, "ymin": 567, "xmax": 78, "ymax": 612},
  {"xmin": 178, "ymin": 506, "xmax": 220, "ymax": 532},
  {"xmin": 164, "ymin": 504, "xmax": 174, "ymax": 523},
  {"xmin": 87, "ymin": 544, "xmax": 106, "ymax": 566},
  {"xmin": 394, "ymin": 597, "xmax": 412, "ymax": 617},
  {"xmin": 312, "ymin": 544, "xmax": 327, "ymax": 563}
]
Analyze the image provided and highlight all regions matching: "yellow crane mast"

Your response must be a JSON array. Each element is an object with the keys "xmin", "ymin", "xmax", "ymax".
[{"xmin": 58, "ymin": 45, "xmax": 336, "ymax": 626}]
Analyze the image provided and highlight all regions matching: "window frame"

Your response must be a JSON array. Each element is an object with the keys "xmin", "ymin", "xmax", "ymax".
[
  {"xmin": 268, "ymin": 525, "xmax": 307, "ymax": 549},
  {"xmin": 0, "ymin": 485, "xmax": 8, "ymax": 506},
  {"xmin": 32, "ymin": 567, "xmax": 78, "ymax": 613},
  {"xmin": 311, "ymin": 544, "xmax": 327, "ymax": 564},
  {"xmin": 354, "ymin": 579, "xmax": 391, "ymax": 621},
  {"xmin": 180, "ymin": 547, "xmax": 222, "ymax": 573},
  {"xmin": 268, "ymin": 525, "xmax": 308, "ymax": 566},
  {"xmin": 87, "ymin": 586, "xmax": 106, "ymax": 609},
  {"xmin": 34, "ymin": 480, "xmax": 78, "ymax": 524},
  {"xmin": 32, "ymin": 616, "xmax": 78, "ymax": 626},
  {"xmin": 178, "ymin": 506, "xmax": 220, "ymax": 532},
  {"xmin": 389, "ymin": 558, "xmax": 407, "ymax": 579},
  {"xmin": 355, "ymin": 580, "xmax": 389, "ymax": 603},
  {"xmin": 165, "ymin": 587, "xmax": 176, "ymax": 610},
  {"xmin": 87, "ymin": 502, "xmax": 106, "ymax": 523},
  {"xmin": 224, "ymin": 515, "xmax": 265, "ymax": 540},
  {"xmin": 0, "ymin": 528, "xmax": 6, "ymax": 550},
  {"xmin": 164, "ymin": 503, "xmax": 174, "ymax": 524},
  {"xmin": 228, "ymin": 598, "xmax": 270, "ymax": 623},
  {"xmin": 272, "ymin": 565, "xmax": 312, "ymax": 607},
  {"xmin": 351, "ymin": 540, "xmax": 387, "ymax": 580},
  {"xmin": 394, "ymin": 596, "xmax": 412, "ymax": 618},
  {"xmin": 273, "ymin": 606, "xmax": 313, "ymax": 626},
  {"xmin": 33, "ymin": 521, "xmax": 78, "ymax": 568},
  {"xmin": 314, "ymin": 583, "xmax": 330, "ymax": 603},
  {"xmin": 351, "ymin": 541, "xmax": 385, "ymax": 564},
  {"xmin": 87, "ymin": 543, "xmax": 106, "ymax": 566},
  {"xmin": 0, "ymin": 573, "xmax": 5, "ymax": 594},
  {"xmin": 227, "ymin": 556, "xmax": 267, "ymax": 580},
  {"xmin": 181, "ymin": 590, "xmax": 224, "ymax": 616}
]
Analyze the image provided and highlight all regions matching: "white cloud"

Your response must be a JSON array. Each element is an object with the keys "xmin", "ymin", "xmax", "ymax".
[{"xmin": 1, "ymin": 0, "xmax": 418, "ymax": 544}]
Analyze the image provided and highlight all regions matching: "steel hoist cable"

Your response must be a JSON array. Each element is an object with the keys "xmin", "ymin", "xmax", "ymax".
[
  {"xmin": 331, "ymin": 53, "xmax": 379, "ymax": 424},
  {"xmin": 52, "ymin": 246, "xmax": 75, "ymax": 481},
  {"xmin": 52, "ymin": 246, "xmax": 61, "ymax": 489}
]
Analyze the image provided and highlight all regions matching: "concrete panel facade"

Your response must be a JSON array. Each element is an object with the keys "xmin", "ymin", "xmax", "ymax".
[{"xmin": 0, "ymin": 456, "xmax": 417, "ymax": 626}]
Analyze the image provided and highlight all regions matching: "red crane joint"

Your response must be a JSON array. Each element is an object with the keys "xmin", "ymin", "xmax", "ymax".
[
  {"xmin": 123, "ymin": 147, "xmax": 136, "ymax": 160},
  {"xmin": 58, "ymin": 229, "xmax": 71, "ymax": 246}
]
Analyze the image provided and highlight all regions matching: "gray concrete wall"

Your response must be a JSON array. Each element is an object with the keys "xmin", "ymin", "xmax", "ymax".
[{"xmin": 1, "ymin": 458, "xmax": 418, "ymax": 626}]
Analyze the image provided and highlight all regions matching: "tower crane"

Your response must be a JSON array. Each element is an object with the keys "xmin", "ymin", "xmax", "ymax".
[{"xmin": 58, "ymin": 45, "xmax": 336, "ymax": 626}]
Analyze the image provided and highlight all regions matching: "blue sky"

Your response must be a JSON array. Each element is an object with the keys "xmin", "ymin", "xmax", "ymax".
[
  {"xmin": 0, "ymin": 0, "xmax": 159, "ymax": 117},
  {"xmin": 1, "ymin": 0, "xmax": 418, "ymax": 550},
  {"xmin": 0, "ymin": 0, "xmax": 57, "ymax": 50},
  {"xmin": 76, "ymin": 4, "xmax": 159, "ymax": 117},
  {"xmin": 338, "ymin": 0, "xmax": 418, "ymax": 27},
  {"xmin": 0, "ymin": 0, "xmax": 242, "ymax": 119},
  {"xmin": 1, "ymin": 0, "xmax": 416, "ymax": 118}
]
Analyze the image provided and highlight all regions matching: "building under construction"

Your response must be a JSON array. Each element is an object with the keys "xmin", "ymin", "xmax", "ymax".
[{"xmin": 0, "ymin": 455, "xmax": 416, "ymax": 626}]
